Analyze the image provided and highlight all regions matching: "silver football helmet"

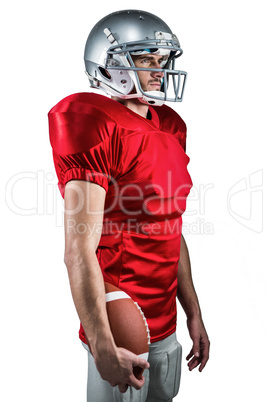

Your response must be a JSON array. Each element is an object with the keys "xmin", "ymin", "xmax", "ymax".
[{"xmin": 84, "ymin": 10, "xmax": 187, "ymax": 106}]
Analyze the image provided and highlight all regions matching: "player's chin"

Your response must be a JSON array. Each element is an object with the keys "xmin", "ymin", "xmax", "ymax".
[
  {"xmin": 150, "ymin": 84, "xmax": 161, "ymax": 91},
  {"xmin": 148, "ymin": 85, "xmax": 161, "ymax": 91}
]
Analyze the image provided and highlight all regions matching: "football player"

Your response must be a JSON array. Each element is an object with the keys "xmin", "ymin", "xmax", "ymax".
[{"xmin": 49, "ymin": 9, "xmax": 210, "ymax": 402}]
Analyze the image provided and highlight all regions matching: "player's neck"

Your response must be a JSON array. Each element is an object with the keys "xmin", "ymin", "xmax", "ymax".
[{"xmin": 112, "ymin": 97, "xmax": 149, "ymax": 119}]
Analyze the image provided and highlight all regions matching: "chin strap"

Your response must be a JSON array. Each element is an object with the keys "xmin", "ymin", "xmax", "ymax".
[{"xmin": 138, "ymin": 91, "xmax": 165, "ymax": 106}]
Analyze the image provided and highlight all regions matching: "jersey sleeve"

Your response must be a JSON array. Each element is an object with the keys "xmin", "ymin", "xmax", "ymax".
[{"xmin": 48, "ymin": 94, "xmax": 120, "ymax": 197}]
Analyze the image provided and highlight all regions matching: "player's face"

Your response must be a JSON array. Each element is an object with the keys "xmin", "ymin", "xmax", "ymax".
[{"xmin": 131, "ymin": 54, "xmax": 168, "ymax": 92}]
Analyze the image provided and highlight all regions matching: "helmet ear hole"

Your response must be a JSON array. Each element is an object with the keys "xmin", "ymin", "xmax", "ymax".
[{"xmin": 98, "ymin": 67, "xmax": 111, "ymax": 80}]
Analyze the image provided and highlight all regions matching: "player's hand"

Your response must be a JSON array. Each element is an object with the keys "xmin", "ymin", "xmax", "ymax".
[
  {"xmin": 94, "ymin": 346, "xmax": 150, "ymax": 393},
  {"xmin": 186, "ymin": 315, "xmax": 210, "ymax": 372}
]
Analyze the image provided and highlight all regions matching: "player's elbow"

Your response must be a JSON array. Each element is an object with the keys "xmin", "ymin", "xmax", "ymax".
[
  {"xmin": 64, "ymin": 233, "xmax": 78, "ymax": 262},
  {"xmin": 64, "ymin": 239, "xmax": 94, "ymax": 273},
  {"xmin": 64, "ymin": 248, "xmax": 76, "ymax": 270},
  {"xmin": 64, "ymin": 245, "xmax": 81, "ymax": 276}
]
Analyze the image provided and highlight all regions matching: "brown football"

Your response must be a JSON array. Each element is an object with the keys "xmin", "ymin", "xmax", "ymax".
[{"xmin": 104, "ymin": 282, "xmax": 150, "ymax": 379}]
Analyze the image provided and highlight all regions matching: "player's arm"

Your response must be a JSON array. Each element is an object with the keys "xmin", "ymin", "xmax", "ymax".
[
  {"xmin": 64, "ymin": 180, "xmax": 149, "ymax": 392},
  {"xmin": 177, "ymin": 234, "xmax": 210, "ymax": 372}
]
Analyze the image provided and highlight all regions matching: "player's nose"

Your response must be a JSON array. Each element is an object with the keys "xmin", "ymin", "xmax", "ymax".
[{"xmin": 151, "ymin": 65, "xmax": 164, "ymax": 78}]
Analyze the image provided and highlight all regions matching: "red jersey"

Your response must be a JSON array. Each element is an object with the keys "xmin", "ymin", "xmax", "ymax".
[{"xmin": 48, "ymin": 92, "xmax": 192, "ymax": 343}]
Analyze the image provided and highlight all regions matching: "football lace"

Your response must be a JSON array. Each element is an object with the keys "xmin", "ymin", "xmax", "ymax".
[{"xmin": 134, "ymin": 302, "xmax": 151, "ymax": 345}]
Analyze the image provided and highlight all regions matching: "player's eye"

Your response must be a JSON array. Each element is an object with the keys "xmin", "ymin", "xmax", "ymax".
[{"xmin": 140, "ymin": 58, "xmax": 150, "ymax": 65}]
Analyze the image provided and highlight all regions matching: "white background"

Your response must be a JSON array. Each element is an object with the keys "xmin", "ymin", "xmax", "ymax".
[{"xmin": 1, "ymin": 0, "xmax": 267, "ymax": 401}]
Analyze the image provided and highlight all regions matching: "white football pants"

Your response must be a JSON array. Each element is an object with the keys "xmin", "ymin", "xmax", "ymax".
[{"xmin": 82, "ymin": 332, "xmax": 182, "ymax": 402}]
